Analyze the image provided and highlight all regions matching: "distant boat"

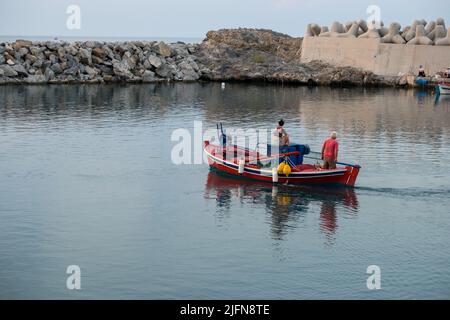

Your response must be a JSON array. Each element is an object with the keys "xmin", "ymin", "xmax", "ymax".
[{"xmin": 438, "ymin": 82, "xmax": 450, "ymax": 95}]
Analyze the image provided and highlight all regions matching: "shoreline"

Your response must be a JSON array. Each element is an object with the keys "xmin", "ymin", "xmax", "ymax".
[{"xmin": 0, "ymin": 29, "xmax": 445, "ymax": 88}]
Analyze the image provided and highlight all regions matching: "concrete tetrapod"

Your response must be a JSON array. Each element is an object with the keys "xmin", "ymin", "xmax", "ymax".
[
  {"xmin": 435, "ymin": 27, "xmax": 450, "ymax": 45},
  {"xmin": 358, "ymin": 28, "xmax": 381, "ymax": 39},
  {"xmin": 381, "ymin": 23, "xmax": 406, "ymax": 44},
  {"xmin": 336, "ymin": 22, "xmax": 360, "ymax": 38},
  {"xmin": 319, "ymin": 21, "xmax": 346, "ymax": 37},
  {"xmin": 305, "ymin": 23, "xmax": 322, "ymax": 37},
  {"xmin": 429, "ymin": 25, "xmax": 447, "ymax": 43},
  {"xmin": 407, "ymin": 25, "xmax": 433, "ymax": 45},
  {"xmin": 404, "ymin": 20, "xmax": 420, "ymax": 42}
]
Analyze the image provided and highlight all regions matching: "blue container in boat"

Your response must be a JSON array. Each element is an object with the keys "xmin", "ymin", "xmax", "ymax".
[{"xmin": 415, "ymin": 78, "xmax": 428, "ymax": 86}]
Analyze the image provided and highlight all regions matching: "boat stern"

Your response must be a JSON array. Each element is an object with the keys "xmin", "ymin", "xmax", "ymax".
[{"xmin": 343, "ymin": 165, "xmax": 361, "ymax": 187}]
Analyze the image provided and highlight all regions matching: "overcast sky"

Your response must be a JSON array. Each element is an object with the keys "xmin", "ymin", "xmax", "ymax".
[{"xmin": 1, "ymin": 0, "xmax": 449, "ymax": 38}]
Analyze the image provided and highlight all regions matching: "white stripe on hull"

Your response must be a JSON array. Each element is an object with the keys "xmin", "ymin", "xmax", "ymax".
[{"xmin": 205, "ymin": 148, "xmax": 347, "ymax": 179}]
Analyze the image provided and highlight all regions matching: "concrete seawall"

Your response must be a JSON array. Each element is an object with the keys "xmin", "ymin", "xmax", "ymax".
[{"xmin": 301, "ymin": 37, "xmax": 450, "ymax": 77}]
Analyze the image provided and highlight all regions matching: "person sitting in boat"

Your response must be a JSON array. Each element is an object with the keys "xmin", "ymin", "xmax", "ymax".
[
  {"xmin": 418, "ymin": 65, "xmax": 426, "ymax": 77},
  {"xmin": 321, "ymin": 131, "xmax": 339, "ymax": 170},
  {"xmin": 272, "ymin": 119, "xmax": 290, "ymax": 153}
]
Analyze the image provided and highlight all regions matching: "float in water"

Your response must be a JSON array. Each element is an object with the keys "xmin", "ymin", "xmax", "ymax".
[{"xmin": 203, "ymin": 125, "xmax": 361, "ymax": 187}]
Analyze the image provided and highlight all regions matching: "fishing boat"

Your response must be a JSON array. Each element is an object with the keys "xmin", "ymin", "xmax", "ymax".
[
  {"xmin": 438, "ymin": 82, "xmax": 450, "ymax": 95},
  {"xmin": 203, "ymin": 124, "xmax": 361, "ymax": 187}
]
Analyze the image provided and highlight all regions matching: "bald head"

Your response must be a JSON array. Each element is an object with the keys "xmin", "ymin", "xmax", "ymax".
[{"xmin": 331, "ymin": 131, "xmax": 337, "ymax": 139}]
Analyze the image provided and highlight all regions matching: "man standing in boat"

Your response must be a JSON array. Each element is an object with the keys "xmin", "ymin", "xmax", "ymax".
[
  {"xmin": 321, "ymin": 132, "xmax": 339, "ymax": 169},
  {"xmin": 272, "ymin": 119, "xmax": 290, "ymax": 153}
]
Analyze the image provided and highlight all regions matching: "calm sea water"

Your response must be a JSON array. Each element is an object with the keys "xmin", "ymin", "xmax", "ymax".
[{"xmin": 0, "ymin": 83, "xmax": 449, "ymax": 299}]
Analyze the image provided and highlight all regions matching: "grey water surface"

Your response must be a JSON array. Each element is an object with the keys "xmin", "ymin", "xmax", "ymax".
[{"xmin": 0, "ymin": 83, "xmax": 449, "ymax": 299}]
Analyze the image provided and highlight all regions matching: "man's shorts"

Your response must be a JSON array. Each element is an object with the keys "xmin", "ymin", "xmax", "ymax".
[{"xmin": 323, "ymin": 157, "xmax": 336, "ymax": 169}]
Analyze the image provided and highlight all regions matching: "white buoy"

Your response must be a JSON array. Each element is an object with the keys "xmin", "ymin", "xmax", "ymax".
[
  {"xmin": 272, "ymin": 167, "xmax": 278, "ymax": 183},
  {"xmin": 238, "ymin": 158, "xmax": 245, "ymax": 174},
  {"xmin": 221, "ymin": 82, "xmax": 226, "ymax": 89}
]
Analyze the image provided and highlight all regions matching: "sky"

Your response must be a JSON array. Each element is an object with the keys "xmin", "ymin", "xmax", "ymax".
[{"xmin": 1, "ymin": 0, "xmax": 449, "ymax": 39}]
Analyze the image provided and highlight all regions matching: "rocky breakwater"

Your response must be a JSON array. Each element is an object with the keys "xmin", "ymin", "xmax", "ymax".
[
  {"xmin": 196, "ymin": 28, "xmax": 380, "ymax": 86},
  {"xmin": 0, "ymin": 29, "xmax": 382, "ymax": 86},
  {"xmin": 0, "ymin": 39, "xmax": 202, "ymax": 84}
]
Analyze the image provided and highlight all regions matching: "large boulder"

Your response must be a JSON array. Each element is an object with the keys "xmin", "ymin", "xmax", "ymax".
[
  {"xmin": 17, "ymin": 47, "xmax": 29, "ymax": 58},
  {"xmin": 178, "ymin": 60, "xmax": 199, "ymax": 80},
  {"xmin": 32, "ymin": 59, "xmax": 44, "ymax": 68},
  {"xmin": 84, "ymin": 65, "xmax": 98, "ymax": 76},
  {"xmin": 25, "ymin": 54, "xmax": 38, "ymax": 64},
  {"xmin": 44, "ymin": 67, "xmax": 55, "ymax": 80},
  {"xmin": 92, "ymin": 55, "xmax": 104, "ymax": 64},
  {"xmin": 64, "ymin": 66, "xmax": 79, "ymax": 75},
  {"xmin": 121, "ymin": 51, "xmax": 137, "ymax": 69},
  {"xmin": 96, "ymin": 65, "xmax": 114, "ymax": 75},
  {"xmin": 155, "ymin": 63, "xmax": 173, "ymax": 78},
  {"xmin": 12, "ymin": 39, "xmax": 32, "ymax": 51},
  {"xmin": 102, "ymin": 45, "xmax": 115, "ymax": 60},
  {"xmin": 0, "ymin": 65, "xmax": 18, "ymax": 77},
  {"xmin": 57, "ymin": 47, "xmax": 66, "ymax": 59},
  {"xmin": 142, "ymin": 70, "xmax": 157, "ymax": 82},
  {"xmin": 45, "ymin": 42, "xmax": 59, "ymax": 50},
  {"xmin": 112, "ymin": 59, "xmax": 134, "ymax": 79},
  {"xmin": 29, "ymin": 46, "xmax": 42, "ymax": 56},
  {"xmin": 146, "ymin": 55, "xmax": 162, "ymax": 69},
  {"xmin": 12, "ymin": 64, "xmax": 28, "ymax": 76},
  {"xmin": 48, "ymin": 53, "xmax": 58, "ymax": 64},
  {"xmin": 66, "ymin": 45, "xmax": 79, "ymax": 56},
  {"xmin": 25, "ymin": 74, "xmax": 46, "ymax": 83},
  {"xmin": 171, "ymin": 43, "xmax": 190, "ymax": 57},
  {"xmin": 154, "ymin": 42, "xmax": 172, "ymax": 57},
  {"xmin": 50, "ymin": 63, "xmax": 63, "ymax": 74},
  {"xmin": 92, "ymin": 47, "xmax": 105, "ymax": 58},
  {"xmin": 79, "ymin": 48, "xmax": 92, "ymax": 65},
  {"xmin": 201, "ymin": 28, "xmax": 302, "ymax": 62}
]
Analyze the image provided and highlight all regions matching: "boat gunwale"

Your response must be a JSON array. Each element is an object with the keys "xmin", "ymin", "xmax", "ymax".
[{"xmin": 204, "ymin": 143, "xmax": 349, "ymax": 177}]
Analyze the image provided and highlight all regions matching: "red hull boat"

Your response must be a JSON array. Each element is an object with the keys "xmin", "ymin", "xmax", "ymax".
[{"xmin": 203, "ymin": 140, "xmax": 361, "ymax": 187}]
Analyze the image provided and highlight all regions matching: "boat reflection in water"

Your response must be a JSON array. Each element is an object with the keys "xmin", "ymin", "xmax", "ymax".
[{"xmin": 204, "ymin": 170, "xmax": 359, "ymax": 244}]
